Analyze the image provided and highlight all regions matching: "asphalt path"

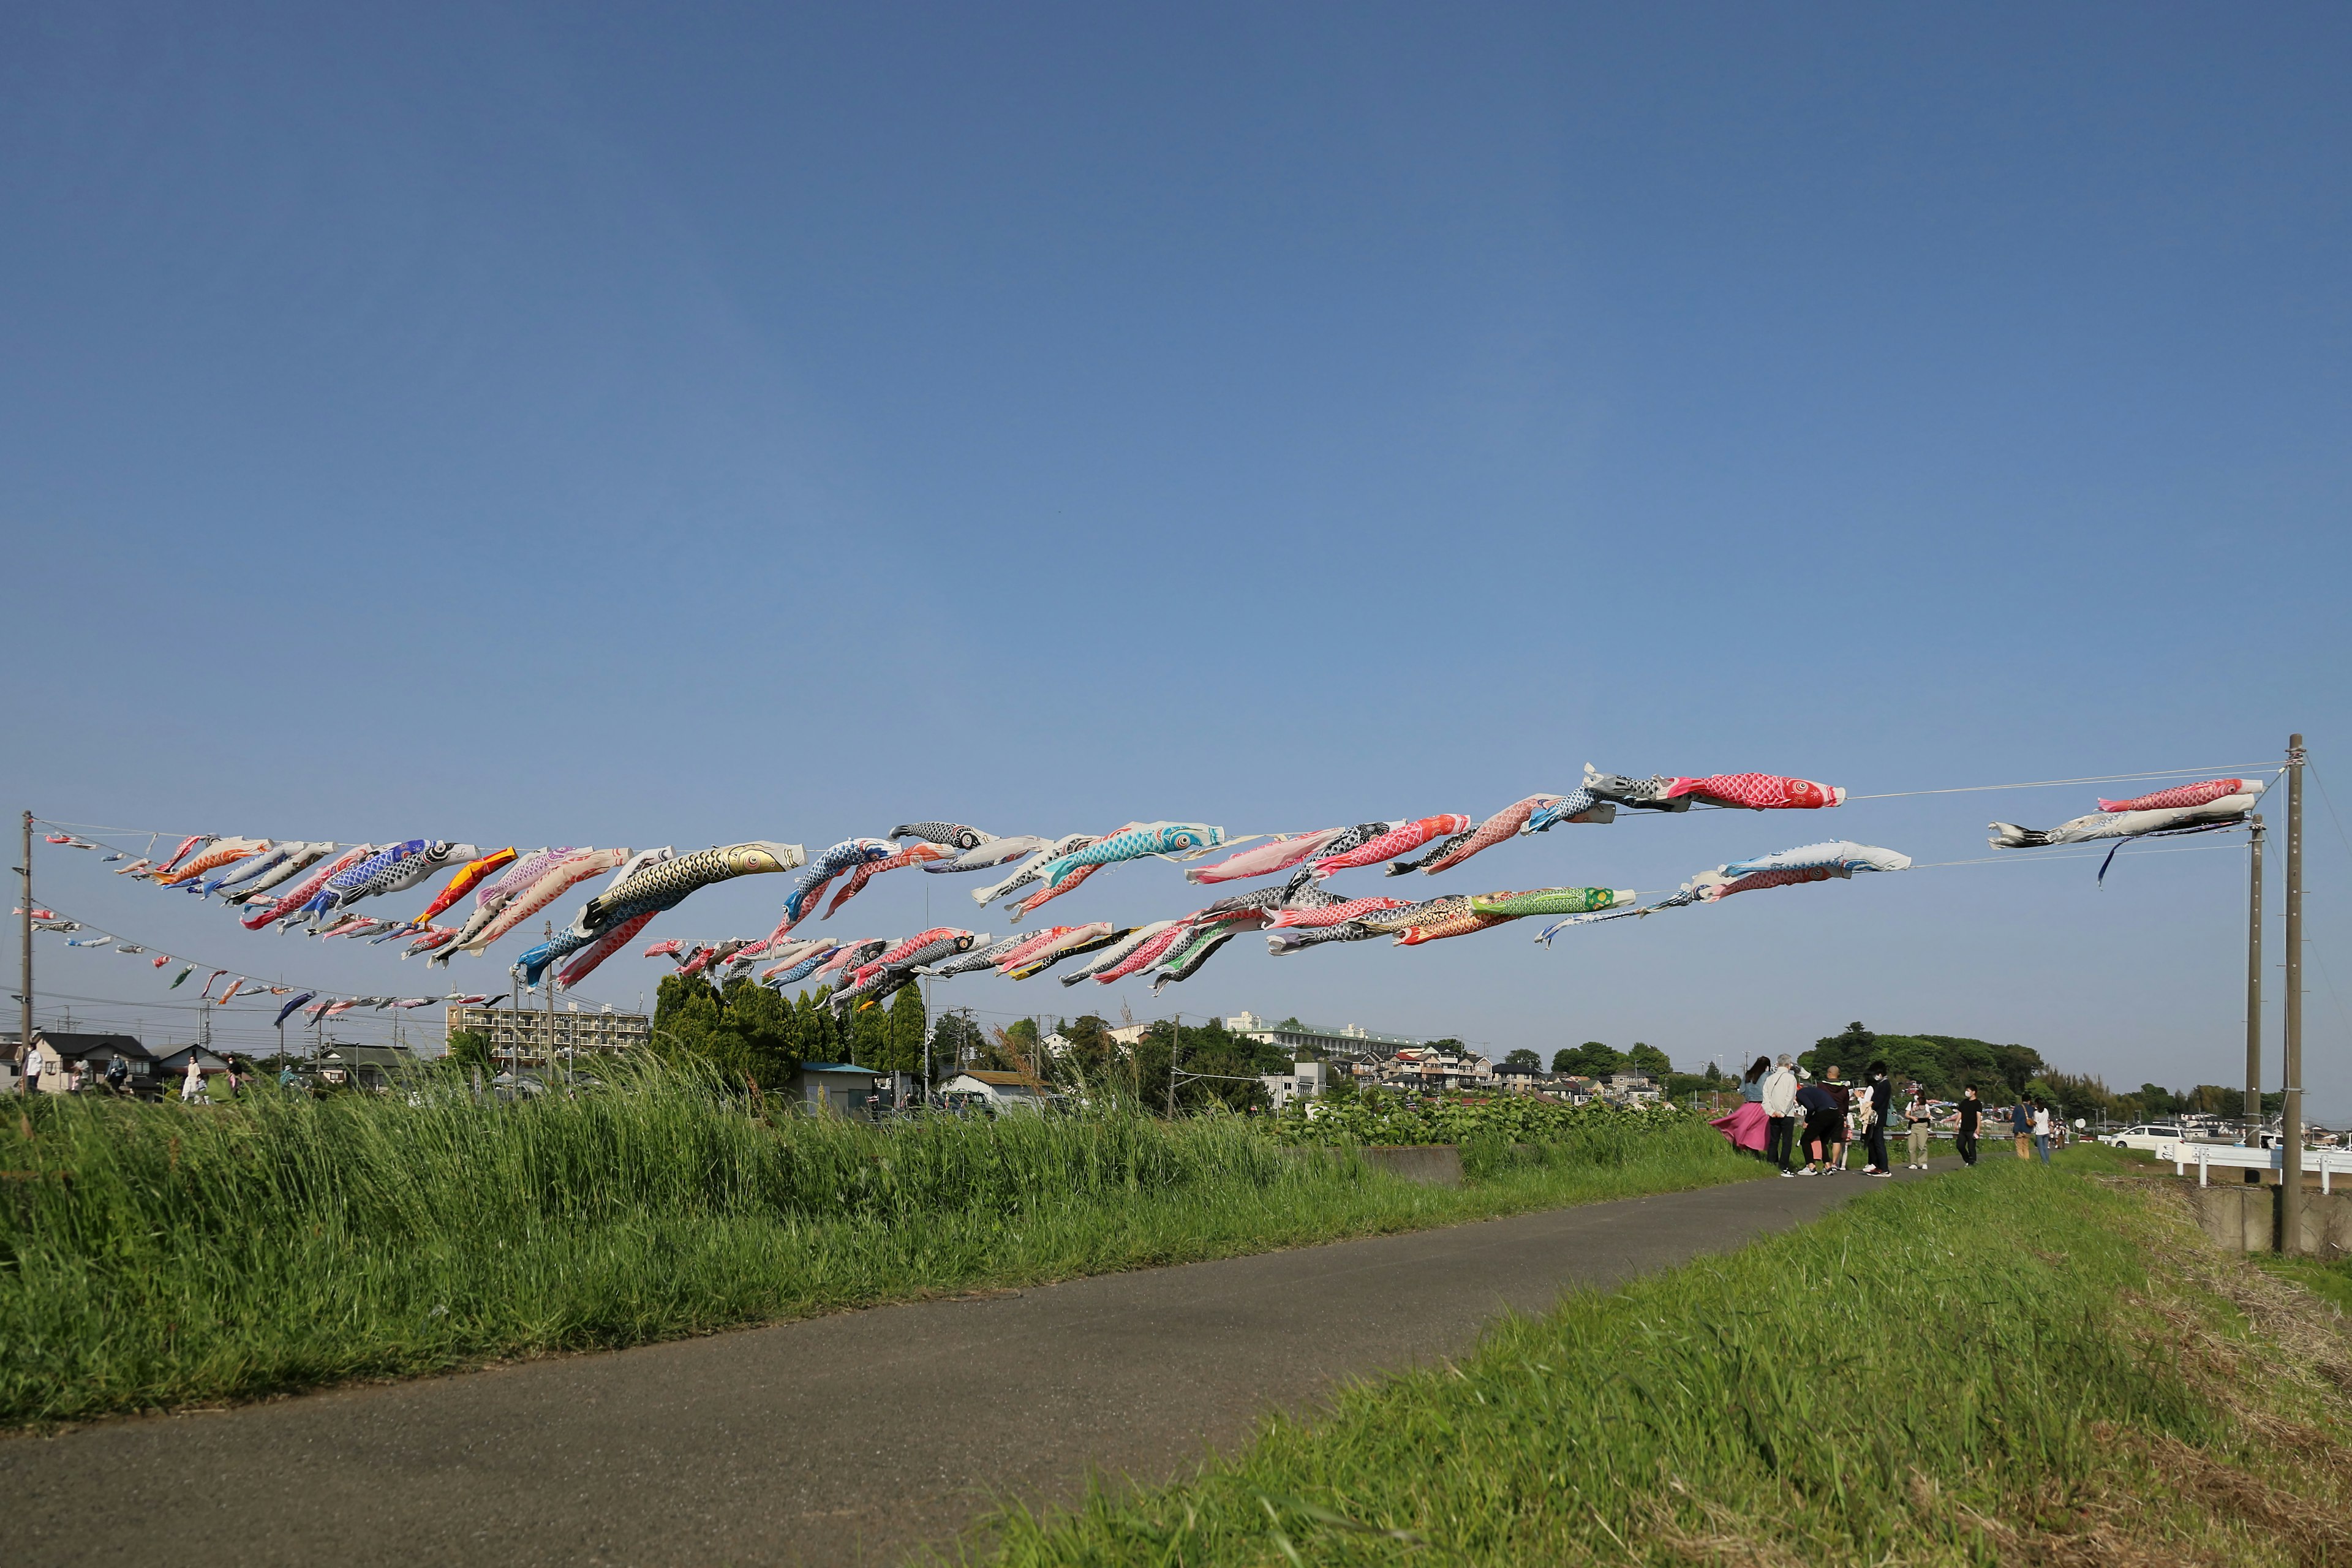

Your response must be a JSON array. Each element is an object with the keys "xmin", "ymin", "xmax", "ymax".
[{"xmin": 6, "ymin": 1163, "xmax": 1952, "ymax": 1566}]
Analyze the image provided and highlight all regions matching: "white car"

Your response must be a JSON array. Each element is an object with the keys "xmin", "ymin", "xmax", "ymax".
[{"xmin": 2100, "ymin": 1123, "xmax": 2187, "ymax": 1152}]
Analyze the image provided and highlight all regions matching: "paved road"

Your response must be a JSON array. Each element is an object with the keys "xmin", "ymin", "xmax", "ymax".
[{"xmin": 6, "ymin": 1165, "xmax": 1946, "ymax": 1566}]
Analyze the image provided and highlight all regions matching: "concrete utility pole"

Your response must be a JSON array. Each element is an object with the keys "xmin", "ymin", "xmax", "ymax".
[
  {"xmin": 2244, "ymin": 814, "xmax": 2264, "ymax": 1148},
  {"xmin": 2282, "ymin": 736, "xmax": 2307, "ymax": 1253},
  {"xmin": 18, "ymin": 811, "xmax": 32, "ymax": 1082}
]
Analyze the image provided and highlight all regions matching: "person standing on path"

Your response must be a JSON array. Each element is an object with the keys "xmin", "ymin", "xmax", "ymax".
[
  {"xmin": 1822, "ymin": 1065, "xmax": 1853, "ymax": 1173},
  {"xmin": 1955, "ymin": 1085, "xmax": 1981, "ymax": 1167},
  {"xmin": 104, "ymin": 1054, "xmax": 129, "ymax": 1096},
  {"xmin": 2032, "ymin": 1100, "xmax": 2052, "ymax": 1164},
  {"xmin": 1904, "ymin": 1084, "xmax": 1932, "ymax": 1169},
  {"xmin": 1863, "ymin": 1062, "xmax": 1894, "ymax": 1176},
  {"xmin": 1762, "ymin": 1055, "xmax": 1800, "ymax": 1177},
  {"xmin": 2012, "ymin": 1098, "xmax": 2033, "ymax": 1159},
  {"xmin": 181, "ymin": 1058, "xmax": 205, "ymax": 1105},
  {"xmin": 1795, "ymin": 1076, "xmax": 1840, "ymax": 1175}
]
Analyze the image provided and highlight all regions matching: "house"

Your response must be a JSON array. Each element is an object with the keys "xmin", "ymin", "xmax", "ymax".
[
  {"xmin": 790, "ymin": 1061, "xmax": 886, "ymax": 1118},
  {"xmin": 1605, "ymin": 1072, "xmax": 1662, "ymax": 1105},
  {"xmin": 941, "ymin": 1069, "xmax": 1050, "ymax": 1112},
  {"xmin": 1493, "ymin": 1061, "xmax": 1551, "ymax": 1095},
  {"xmin": 1260, "ymin": 1059, "xmax": 1341, "ymax": 1110},
  {"xmin": 16, "ymin": 1031, "xmax": 159, "ymax": 1095},
  {"xmin": 317, "ymin": 1044, "xmax": 422, "ymax": 1091}
]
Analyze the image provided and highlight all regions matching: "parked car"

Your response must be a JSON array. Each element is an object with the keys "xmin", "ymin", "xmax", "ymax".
[{"xmin": 2100, "ymin": 1123, "xmax": 2187, "ymax": 1152}]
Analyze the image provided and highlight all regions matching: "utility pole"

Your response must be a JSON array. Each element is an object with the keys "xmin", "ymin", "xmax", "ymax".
[
  {"xmin": 2244, "ymin": 814, "xmax": 2264, "ymax": 1152},
  {"xmin": 2282, "ymin": 735, "xmax": 2307, "ymax": 1253},
  {"xmin": 544, "ymin": 919, "xmax": 557, "ymax": 1093},
  {"xmin": 1167, "ymin": 1012, "xmax": 1179, "ymax": 1118},
  {"xmin": 17, "ymin": 811, "xmax": 32, "ymax": 1085}
]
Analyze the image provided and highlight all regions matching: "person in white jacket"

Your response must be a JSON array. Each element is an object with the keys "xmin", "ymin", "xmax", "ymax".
[{"xmin": 1761, "ymin": 1055, "xmax": 1800, "ymax": 1176}]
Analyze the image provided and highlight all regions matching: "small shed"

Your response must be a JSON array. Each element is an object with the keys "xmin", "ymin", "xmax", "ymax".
[
  {"xmin": 942, "ymin": 1069, "xmax": 1050, "ymax": 1112},
  {"xmin": 790, "ymin": 1061, "xmax": 886, "ymax": 1118}
]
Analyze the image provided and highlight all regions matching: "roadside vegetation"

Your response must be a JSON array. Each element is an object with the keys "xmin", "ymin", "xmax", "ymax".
[
  {"xmin": 0, "ymin": 1063, "xmax": 1757, "ymax": 1425},
  {"xmin": 975, "ymin": 1151, "xmax": 2352, "ymax": 1566}
]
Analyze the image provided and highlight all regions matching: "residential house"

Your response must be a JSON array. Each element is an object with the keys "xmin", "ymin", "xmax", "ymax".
[
  {"xmin": 317, "ymin": 1044, "xmax": 423, "ymax": 1091},
  {"xmin": 1260, "ymin": 1059, "xmax": 1342, "ymax": 1110},
  {"xmin": 14, "ymin": 1031, "xmax": 160, "ymax": 1095},
  {"xmin": 1606, "ymin": 1072, "xmax": 1661, "ymax": 1105},
  {"xmin": 941, "ymin": 1069, "xmax": 1050, "ymax": 1112}
]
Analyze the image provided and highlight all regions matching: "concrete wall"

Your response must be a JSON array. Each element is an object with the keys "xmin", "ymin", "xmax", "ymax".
[
  {"xmin": 1356, "ymin": 1144, "xmax": 1464, "ymax": 1188},
  {"xmin": 2185, "ymin": 1183, "xmax": 2352, "ymax": 1254}
]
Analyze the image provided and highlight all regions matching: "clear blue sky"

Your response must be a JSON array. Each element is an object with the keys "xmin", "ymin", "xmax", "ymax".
[{"xmin": 5, "ymin": 5, "xmax": 2348, "ymax": 1106}]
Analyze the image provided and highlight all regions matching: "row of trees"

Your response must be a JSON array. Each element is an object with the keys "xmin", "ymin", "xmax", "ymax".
[{"xmin": 1499, "ymin": 1041, "xmax": 1675, "ymax": 1080}]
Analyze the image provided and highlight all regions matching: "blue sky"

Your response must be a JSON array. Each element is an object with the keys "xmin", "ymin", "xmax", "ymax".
[{"xmin": 5, "ymin": 5, "xmax": 2348, "ymax": 1106}]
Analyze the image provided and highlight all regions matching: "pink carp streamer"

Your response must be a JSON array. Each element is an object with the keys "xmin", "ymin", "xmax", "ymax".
[
  {"xmin": 1009, "ymin": 861, "xmax": 1103, "ymax": 922},
  {"xmin": 1310, "ymin": 816, "xmax": 1472, "ymax": 878},
  {"xmin": 556, "ymin": 910, "xmax": 662, "ymax": 989},
  {"xmin": 1183, "ymin": 829, "xmax": 1345, "ymax": 885},
  {"xmin": 1664, "ymin": 774, "xmax": 1845, "ymax": 810},
  {"xmin": 824, "ymin": 842, "xmax": 952, "ymax": 919},
  {"xmin": 1397, "ymin": 797, "xmax": 1561, "ymax": 877},
  {"xmin": 2096, "ymin": 777, "xmax": 2256, "ymax": 813},
  {"xmin": 1266, "ymin": 895, "xmax": 1408, "ymax": 930},
  {"xmin": 461, "ymin": 849, "xmax": 628, "ymax": 953},
  {"xmin": 242, "ymin": 846, "xmax": 372, "ymax": 930}
]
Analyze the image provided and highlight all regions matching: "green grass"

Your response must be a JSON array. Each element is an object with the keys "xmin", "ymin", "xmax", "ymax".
[
  {"xmin": 0, "ymin": 1067, "xmax": 1760, "ymax": 1425},
  {"xmin": 971, "ymin": 1159, "xmax": 2352, "ymax": 1566}
]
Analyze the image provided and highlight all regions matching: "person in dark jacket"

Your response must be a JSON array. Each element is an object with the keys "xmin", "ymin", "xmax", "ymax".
[
  {"xmin": 1795, "ymin": 1078, "xmax": 1841, "ymax": 1175},
  {"xmin": 2011, "ymin": 1097, "xmax": 2034, "ymax": 1160},
  {"xmin": 1863, "ymin": 1061, "xmax": 1894, "ymax": 1176},
  {"xmin": 1955, "ymin": 1085, "xmax": 1981, "ymax": 1167}
]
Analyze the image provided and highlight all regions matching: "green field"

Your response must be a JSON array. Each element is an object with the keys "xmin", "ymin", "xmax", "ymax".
[
  {"xmin": 974, "ymin": 1151, "xmax": 2352, "ymax": 1566},
  {"xmin": 0, "ymin": 1068, "xmax": 1759, "ymax": 1425}
]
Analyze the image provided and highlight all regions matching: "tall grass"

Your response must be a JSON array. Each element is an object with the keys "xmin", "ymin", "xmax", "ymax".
[
  {"xmin": 976, "ymin": 1160, "xmax": 2352, "ymax": 1566},
  {"xmin": 0, "ymin": 1064, "xmax": 1757, "ymax": 1425}
]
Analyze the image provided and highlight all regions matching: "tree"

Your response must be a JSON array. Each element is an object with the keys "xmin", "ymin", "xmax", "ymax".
[
  {"xmin": 1552, "ymin": 1041, "xmax": 1624, "ymax": 1078},
  {"xmin": 1626, "ymin": 1042, "xmax": 1672, "ymax": 1079},
  {"xmin": 1502, "ymin": 1048, "xmax": 1542, "ymax": 1069},
  {"xmin": 930, "ymin": 1011, "xmax": 986, "ymax": 1074},
  {"xmin": 881, "ymin": 986, "xmax": 927, "ymax": 1072},
  {"xmin": 1703, "ymin": 1061, "xmax": 1725, "ymax": 1085},
  {"xmin": 1131, "ymin": 1017, "xmax": 1288, "ymax": 1115},
  {"xmin": 445, "ymin": 1029, "xmax": 494, "ymax": 1075},
  {"xmin": 652, "ymin": 973, "xmax": 800, "ymax": 1088}
]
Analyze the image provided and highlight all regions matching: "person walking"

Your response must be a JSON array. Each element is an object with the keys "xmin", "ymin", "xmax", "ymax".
[
  {"xmin": 1863, "ymin": 1061, "xmax": 1894, "ymax": 1176},
  {"xmin": 104, "ymin": 1054, "xmax": 129, "ymax": 1096},
  {"xmin": 2012, "ymin": 1098, "xmax": 2034, "ymax": 1160},
  {"xmin": 1822, "ymin": 1065, "xmax": 1853, "ymax": 1173},
  {"xmin": 1955, "ymin": 1085, "xmax": 1981, "ymax": 1167},
  {"xmin": 1708, "ymin": 1055, "xmax": 1774, "ymax": 1158},
  {"xmin": 1762, "ymin": 1054, "xmax": 1800, "ymax": 1177},
  {"xmin": 1796, "ymin": 1076, "xmax": 1841, "ymax": 1175},
  {"xmin": 2032, "ymin": 1100, "xmax": 2052, "ymax": 1164},
  {"xmin": 180, "ymin": 1058, "xmax": 205, "ymax": 1106},
  {"xmin": 1904, "ymin": 1084, "xmax": 1932, "ymax": 1169},
  {"xmin": 20, "ymin": 1047, "xmax": 39, "ymax": 1096}
]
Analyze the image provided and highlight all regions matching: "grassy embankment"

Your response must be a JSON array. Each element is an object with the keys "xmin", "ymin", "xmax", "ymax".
[
  {"xmin": 977, "ymin": 1147, "xmax": 2352, "ymax": 1566},
  {"xmin": 0, "ymin": 1069, "xmax": 1757, "ymax": 1425}
]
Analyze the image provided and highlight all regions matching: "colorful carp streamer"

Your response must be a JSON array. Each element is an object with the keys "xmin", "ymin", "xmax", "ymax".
[{"xmin": 1310, "ymin": 815, "xmax": 1472, "ymax": 879}]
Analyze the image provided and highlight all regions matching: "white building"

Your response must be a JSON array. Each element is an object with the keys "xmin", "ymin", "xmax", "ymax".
[
  {"xmin": 1223, "ymin": 1011, "xmax": 1431, "ymax": 1062},
  {"xmin": 1260, "ymin": 1059, "xmax": 1343, "ymax": 1110},
  {"xmin": 942, "ymin": 1069, "xmax": 1051, "ymax": 1111}
]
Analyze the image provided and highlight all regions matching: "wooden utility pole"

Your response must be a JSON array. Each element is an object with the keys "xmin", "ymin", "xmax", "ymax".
[
  {"xmin": 17, "ymin": 811, "xmax": 31, "ymax": 1084},
  {"xmin": 2244, "ymin": 814, "xmax": 2264, "ymax": 1147},
  {"xmin": 2282, "ymin": 736, "xmax": 2307, "ymax": 1253}
]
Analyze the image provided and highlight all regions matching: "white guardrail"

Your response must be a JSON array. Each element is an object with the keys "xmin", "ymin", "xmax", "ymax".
[{"xmin": 2158, "ymin": 1141, "xmax": 2352, "ymax": 1191}]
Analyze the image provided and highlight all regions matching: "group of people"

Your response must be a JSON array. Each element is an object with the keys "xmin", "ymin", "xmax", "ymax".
[
  {"xmin": 12, "ymin": 1045, "xmax": 226, "ymax": 1104},
  {"xmin": 1719, "ymin": 1054, "xmax": 2061, "ymax": 1175}
]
